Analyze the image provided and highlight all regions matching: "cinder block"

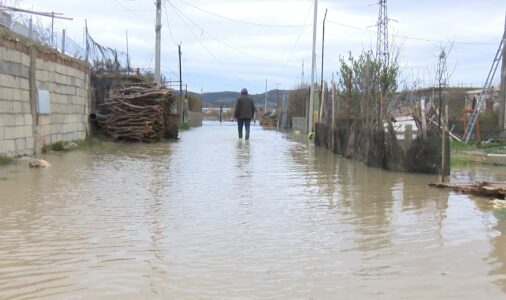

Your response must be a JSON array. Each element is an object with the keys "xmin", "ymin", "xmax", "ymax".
[
  {"xmin": 12, "ymin": 89, "xmax": 22, "ymax": 101},
  {"xmin": 1, "ymin": 88, "xmax": 13, "ymax": 100},
  {"xmin": 0, "ymin": 48, "xmax": 6, "ymax": 61},
  {"xmin": 6, "ymin": 49, "xmax": 20, "ymax": 63},
  {"xmin": 20, "ymin": 79, "xmax": 29, "ymax": 91},
  {"xmin": 14, "ymin": 114, "xmax": 24, "ymax": 126},
  {"xmin": 0, "ymin": 101, "xmax": 10, "ymax": 113},
  {"xmin": 24, "ymin": 114, "xmax": 33, "ymax": 126},
  {"xmin": 0, "ymin": 140, "xmax": 16, "ymax": 154},
  {"xmin": 0, "ymin": 127, "xmax": 3, "ymax": 139},
  {"xmin": 39, "ymin": 115, "xmax": 50, "ymax": 125},
  {"xmin": 20, "ymin": 90, "xmax": 30, "ymax": 103},
  {"xmin": 26, "ymin": 137, "xmax": 34, "ymax": 149},
  {"xmin": 20, "ymin": 65, "xmax": 29, "ymax": 78},
  {"xmin": 15, "ymin": 138, "xmax": 25, "ymax": 151},
  {"xmin": 12, "ymin": 101, "xmax": 22, "ymax": 113},
  {"xmin": 21, "ymin": 54, "xmax": 30, "ymax": 67},
  {"xmin": 0, "ymin": 114, "xmax": 14, "ymax": 126},
  {"xmin": 22, "ymin": 102, "xmax": 31, "ymax": 113},
  {"xmin": 4, "ymin": 126, "xmax": 24, "ymax": 139},
  {"xmin": 24, "ymin": 125, "xmax": 32, "ymax": 137}
]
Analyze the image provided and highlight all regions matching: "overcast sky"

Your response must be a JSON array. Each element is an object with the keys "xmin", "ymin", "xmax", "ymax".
[{"xmin": 10, "ymin": 0, "xmax": 506, "ymax": 94}]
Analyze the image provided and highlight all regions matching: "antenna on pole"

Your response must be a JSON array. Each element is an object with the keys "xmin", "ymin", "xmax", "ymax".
[{"xmin": 376, "ymin": 0, "xmax": 389, "ymax": 64}]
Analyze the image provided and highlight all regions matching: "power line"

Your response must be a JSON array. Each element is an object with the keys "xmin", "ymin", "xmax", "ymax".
[
  {"xmin": 286, "ymin": 0, "xmax": 314, "ymax": 63},
  {"xmin": 326, "ymin": 19, "xmax": 497, "ymax": 46},
  {"xmin": 112, "ymin": 0, "xmax": 152, "ymax": 24},
  {"xmin": 163, "ymin": 0, "xmax": 179, "ymax": 47},
  {"xmin": 166, "ymin": 0, "xmax": 245, "ymax": 83},
  {"xmin": 176, "ymin": 0, "xmax": 311, "ymax": 28},
  {"xmin": 171, "ymin": 4, "xmax": 281, "ymax": 64}
]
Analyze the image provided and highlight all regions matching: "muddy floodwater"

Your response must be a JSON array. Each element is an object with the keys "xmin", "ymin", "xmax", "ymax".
[{"xmin": 1, "ymin": 121, "xmax": 506, "ymax": 299}]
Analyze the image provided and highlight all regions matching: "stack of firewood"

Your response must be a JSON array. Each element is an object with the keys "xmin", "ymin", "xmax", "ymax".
[{"xmin": 98, "ymin": 83, "xmax": 178, "ymax": 142}]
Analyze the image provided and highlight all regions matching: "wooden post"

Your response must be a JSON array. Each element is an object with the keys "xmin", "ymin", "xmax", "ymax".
[
  {"xmin": 405, "ymin": 124, "xmax": 413, "ymax": 145},
  {"xmin": 331, "ymin": 82, "xmax": 336, "ymax": 149},
  {"xmin": 421, "ymin": 97, "xmax": 427, "ymax": 138},
  {"xmin": 347, "ymin": 73, "xmax": 351, "ymax": 129},
  {"xmin": 319, "ymin": 81, "xmax": 326, "ymax": 123},
  {"xmin": 440, "ymin": 105, "xmax": 448, "ymax": 183}
]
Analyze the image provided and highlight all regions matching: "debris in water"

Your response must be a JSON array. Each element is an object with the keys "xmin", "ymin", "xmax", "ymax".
[{"xmin": 28, "ymin": 159, "xmax": 50, "ymax": 168}]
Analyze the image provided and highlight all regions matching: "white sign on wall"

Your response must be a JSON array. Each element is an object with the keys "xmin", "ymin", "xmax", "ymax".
[{"xmin": 37, "ymin": 89, "xmax": 50, "ymax": 114}]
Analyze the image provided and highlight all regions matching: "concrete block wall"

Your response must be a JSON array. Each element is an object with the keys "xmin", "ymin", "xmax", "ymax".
[
  {"xmin": 0, "ymin": 27, "xmax": 90, "ymax": 157},
  {"xmin": 0, "ymin": 47, "xmax": 32, "ymax": 156},
  {"xmin": 36, "ymin": 60, "xmax": 89, "ymax": 146}
]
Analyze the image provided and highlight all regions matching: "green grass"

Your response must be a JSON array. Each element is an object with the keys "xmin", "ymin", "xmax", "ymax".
[
  {"xmin": 178, "ymin": 122, "xmax": 191, "ymax": 130},
  {"xmin": 450, "ymin": 140, "xmax": 478, "ymax": 151},
  {"xmin": 41, "ymin": 138, "xmax": 105, "ymax": 154},
  {"xmin": 0, "ymin": 155, "xmax": 13, "ymax": 166},
  {"xmin": 450, "ymin": 154, "xmax": 474, "ymax": 167}
]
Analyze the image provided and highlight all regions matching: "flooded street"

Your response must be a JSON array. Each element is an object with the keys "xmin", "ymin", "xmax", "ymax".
[{"xmin": 1, "ymin": 121, "xmax": 506, "ymax": 299}]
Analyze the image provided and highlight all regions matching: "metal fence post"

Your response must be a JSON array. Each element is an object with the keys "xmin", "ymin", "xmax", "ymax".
[{"xmin": 62, "ymin": 29, "xmax": 66, "ymax": 55}]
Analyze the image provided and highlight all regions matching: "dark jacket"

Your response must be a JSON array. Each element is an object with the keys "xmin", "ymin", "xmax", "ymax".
[{"xmin": 234, "ymin": 95, "xmax": 256, "ymax": 119}]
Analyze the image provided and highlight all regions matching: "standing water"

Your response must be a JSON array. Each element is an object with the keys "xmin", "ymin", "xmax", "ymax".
[{"xmin": 1, "ymin": 121, "xmax": 506, "ymax": 299}]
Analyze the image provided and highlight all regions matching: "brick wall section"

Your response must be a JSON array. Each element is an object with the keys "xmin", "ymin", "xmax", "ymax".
[{"xmin": 0, "ymin": 27, "xmax": 90, "ymax": 157}]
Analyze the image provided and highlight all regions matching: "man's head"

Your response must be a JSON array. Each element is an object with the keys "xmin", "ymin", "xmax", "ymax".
[{"xmin": 241, "ymin": 88, "xmax": 248, "ymax": 95}]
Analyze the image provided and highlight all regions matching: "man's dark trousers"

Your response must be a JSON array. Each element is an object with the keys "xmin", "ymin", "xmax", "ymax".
[{"xmin": 237, "ymin": 118, "xmax": 251, "ymax": 140}]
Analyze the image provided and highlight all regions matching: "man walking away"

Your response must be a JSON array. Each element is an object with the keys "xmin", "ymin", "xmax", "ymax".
[{"xmin": 234, "ymin": 88, "xmax": 256, "ymax": 140}]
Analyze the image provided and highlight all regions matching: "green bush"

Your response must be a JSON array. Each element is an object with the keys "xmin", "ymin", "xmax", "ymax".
[
  {"xmin": 51, "ymin": 142, "xmax": 65, "ymax": 151},
  {"xmin": 0, "ymin": 155, "xmax": 13, "ymax": 166},
  {"xmin": 178, "ymin": 122, "xmax": 191, "ymax": 130}
]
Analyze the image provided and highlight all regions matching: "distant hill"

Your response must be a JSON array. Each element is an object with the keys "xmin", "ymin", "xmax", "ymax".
[{"xmin": 196, "ymin": 90, "xmax": 291, "ymax": 108}]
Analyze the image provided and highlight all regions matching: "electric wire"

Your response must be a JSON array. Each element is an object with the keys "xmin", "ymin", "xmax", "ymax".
[
  {"xmin": 113, "ymin": 0, "xmax": 152, "ymax": 24},
  {"xmin": 176, "ymin": 0, "xmax": 311, "ymax": 28},
  {"xmin": 166, "ymin": 0, "xmax": 246, "ymax": 83},
  {"xmin": 163, "ymin": 0, "xmax": 179, "ymax": 47},
  {"xmin": 170, "ymin": 1, "xmax": 283, "ymax": 64},
  {"xmin": 286, "ymin": 0, "xmax": 314, "ymax": 63}
]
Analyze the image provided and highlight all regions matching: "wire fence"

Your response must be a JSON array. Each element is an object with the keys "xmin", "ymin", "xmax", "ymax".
[{"xmin": 0, "ymin": 10, "xmax": 130, "ymax": 73}]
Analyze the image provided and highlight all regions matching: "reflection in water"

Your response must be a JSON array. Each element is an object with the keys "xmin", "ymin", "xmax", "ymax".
[{"xmin": 0, "ymin": 121, "xmax": 506, "ymax": 299}]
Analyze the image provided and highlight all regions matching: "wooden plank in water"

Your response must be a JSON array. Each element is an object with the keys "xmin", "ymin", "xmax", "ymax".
[{"xmin": 429, "ymin": 181, "xmax": 506, "ymax": 199}]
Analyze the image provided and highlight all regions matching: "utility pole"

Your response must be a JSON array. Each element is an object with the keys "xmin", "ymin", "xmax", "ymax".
[
  {"xmin": 51, "ymin": 11, "xmax": 54, "ymax": 48},
  {"xmin": 126, "ymin": 30, "xmax": 130, "ymax": 74},
  {"xmin": 320, "ymin": 8, "xmax": 328, "ymax": 119},
  {"xmin": 154, "ymin": 0, "xmax": 162, "ymax": 85},
  {"xmin": 264, "ymin": 79, "xmax": 268, "ymax": 113},
  {"xmin": 308, "ymin": 0, "xmax": 318, "ymax": 133},
  {"xmin": 178, "ymin": 44, "xmax": 184, "ymax": 123},
  {"xmin": 320, "ymin": 9, "xmax": 327, "ymax": 92},
  {"xmin": 301, "ymin": 59, "xmax": 304, "ymax": 85},
  {"xmin": 85, "ymin": 19, "xmax": 89, "ymax": 62},
  {"xmin": 436, "ymin": 49, "xmax": 447, "ymax": 130}
]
